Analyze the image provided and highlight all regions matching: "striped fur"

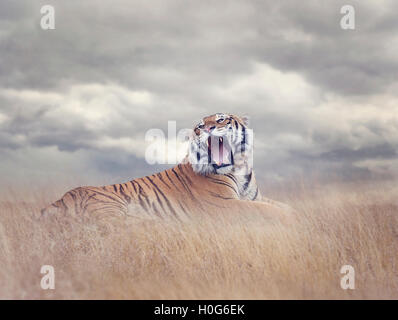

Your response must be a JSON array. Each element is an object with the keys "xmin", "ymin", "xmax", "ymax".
[{"xmin": 41, "ymin": 114, "xmax": 293, "ymax": 221}]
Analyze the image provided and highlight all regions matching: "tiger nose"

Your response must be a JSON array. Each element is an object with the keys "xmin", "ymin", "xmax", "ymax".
[{"xmin": 206, "ymin": 126, "xmax": 216, "ymax": 132}]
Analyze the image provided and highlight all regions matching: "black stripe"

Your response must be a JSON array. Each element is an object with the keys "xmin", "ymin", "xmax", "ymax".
[
  {"xmin": 59, "ymin": 199, "xmax": 68, "ymax": 212},
  {"xmin": 146, "ymin": 176, "xmax": 178, "ymax": 217},
  {"xmin": 208, "ymin": 143, "xmax": 211, "ymax": 165},
  {"xmin": 138, "ymin": 196, "xmax": 148, "ymax": 211},
  {"xmin": 178, "ymin": 164, "xmax": 193, "ymax": 184},
  {"xmin": 171, "ymin": 167, "xmax": 204, "ymax": 210},
  {"xmin": 129, "ymin": 180, "xmax": 137, "ymax": 194},
  {"xmin": 132, "ymin": 181, "xmax": 149, "ymax": 211},
  {"xmin": 243, "ymin": 172, "xmax": 252, "ymax": 191},
  {"xmin": 156, "ymin": 173, "xmax": 171, "ymax": 189},
  {"xmin": 207, "ymin": 176, "xmax": 239, "ymax": 195},
  {"xmin": 208, "ymin": 191, "xmax": 234, "ymax": 200},
  {"xmin": 119, "ymin": 184, "xmax": 131, "ymax": 204},
  {"xmin": 134, "ymin": 181, "xmax": 151, "ymax": 208},
  {"xmin": 225, "ymin": 173, "xmax": 238, "ymax": 186},
  {"xmin": 83, "ymin": 198, "xmax": 117, "ymax": 211},
  {"xmin": 77, "ymin": 188, "xmax": 87, "ymax": 212},
  {"xmin": 252, "ymin": 187, "xmax": 259, "ymax": 200},
  {"xmin": 87, "ymin": 188, "xmax": 126, "ymax": 205},
  {"xmin": 177, "ymin": 200, "xmax": 188, "ymax": 214},
  {"xmin": 241, "ymin": 125, "xmax": 246, "ymax": 153},
  {"xmin": 164, "ymin": 170, "xmax": 179, "ymax": 189},
  {"xmin": 82, "ymin": 194, "xmax": 103, "ymax": 212},
  {"xmin": 133, "ymin": 181, "xmax": 147, "ymax": 198},
  {"xmin": 172, "ymin": 168, "xmax": 192, "ymax": 195},
  {"xmin": 68, "ymin": 191, "xmax": 79, "ymax": 214},
  {"xmin": 90, "ymin": 204, "xmax": 125, "ymax": 215},
  {"xmin": 151, "ymin": 201, "xmax": 162, "ymax": 217},
  {"xmin": 150, "ymin": 183, "xmax": 165, "ymax": 215},
  {"xmin": 141, "ymin": 178, "xmax": 151, "ymax": 189}
]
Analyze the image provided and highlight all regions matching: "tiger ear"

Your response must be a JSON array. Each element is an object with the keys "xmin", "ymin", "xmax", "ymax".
[{"xmin": 241, "ymin": 115, "xmax": 250, "ymax": 126}]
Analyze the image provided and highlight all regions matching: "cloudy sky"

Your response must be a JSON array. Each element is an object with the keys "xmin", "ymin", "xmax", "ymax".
[{"xmin": 1, "ymin": 0, "xmax": 398, "ymax": 189}]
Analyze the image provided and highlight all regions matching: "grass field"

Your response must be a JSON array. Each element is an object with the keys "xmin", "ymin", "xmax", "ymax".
[{"xmin": 0, "ymin": 180, "xmax": 397, "ymax": 299}]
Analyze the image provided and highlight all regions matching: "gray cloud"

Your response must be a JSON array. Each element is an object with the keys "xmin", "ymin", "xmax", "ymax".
[
  {"xmin": 1, "ymin": 0, "xmax": 398, "ymax": 95},
  {"xmin": 0, "ymin": 0, "xmax": 398, "ymax": 188}
]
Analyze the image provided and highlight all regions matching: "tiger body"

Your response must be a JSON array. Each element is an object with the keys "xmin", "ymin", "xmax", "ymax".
[
  {"xmin": 44, "ymin": 161, "xmax": 269, "ymax": 217},
  {"xmin": 42, "ymin": 113, "xmax": 292, "ymax": 221}
]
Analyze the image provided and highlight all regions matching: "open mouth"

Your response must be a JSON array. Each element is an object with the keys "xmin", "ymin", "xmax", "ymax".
[{"xmin": 207, "ymin": 136, "xmax": 233, "ymax": 169}]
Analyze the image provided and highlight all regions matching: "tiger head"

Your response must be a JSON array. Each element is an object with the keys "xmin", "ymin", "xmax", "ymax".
[{"xmin": 188, "ymin": 113, "xmax": 253, "ymax": 175}]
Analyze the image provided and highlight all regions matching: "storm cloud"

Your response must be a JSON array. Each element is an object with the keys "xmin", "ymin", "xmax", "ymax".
[{"xmin": 0, "ymin": 0, "xmax": 397, "ymax": 188}]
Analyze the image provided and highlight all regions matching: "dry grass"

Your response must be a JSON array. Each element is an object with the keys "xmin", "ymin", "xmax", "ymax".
[{"xmin": 0, "ymin": 180, "xmax": 397, "ymax": 299}]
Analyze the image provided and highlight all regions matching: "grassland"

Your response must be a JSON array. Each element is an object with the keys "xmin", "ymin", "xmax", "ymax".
[{"xmin": 0, "ymin": 180, "xmax": 397, "ymax": 299}]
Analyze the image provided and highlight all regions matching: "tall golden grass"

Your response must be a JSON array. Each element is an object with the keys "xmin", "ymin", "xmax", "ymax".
[{"xmin": 0, "ymin": 180, "xmax": 397, "ymax": 299}]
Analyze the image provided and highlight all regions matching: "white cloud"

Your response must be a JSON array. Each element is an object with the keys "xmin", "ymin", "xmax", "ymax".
[
  {"xmin": 1, "ymin": 0, "xmax": 398, "ymax": 184},
  {"xmin": 213, "ymin": 62, "xmax": 319, "ymax": 113}
]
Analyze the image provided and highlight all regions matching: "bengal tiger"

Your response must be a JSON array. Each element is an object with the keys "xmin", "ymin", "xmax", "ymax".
[{"xmin": 41, "ymin": 113, "xmax": 293, "ymax": 222}]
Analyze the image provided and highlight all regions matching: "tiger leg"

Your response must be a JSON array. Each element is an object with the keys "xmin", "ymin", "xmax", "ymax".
[{"xmin": 41, "ymin": 187, "xmax": 128, "ymax": 217}]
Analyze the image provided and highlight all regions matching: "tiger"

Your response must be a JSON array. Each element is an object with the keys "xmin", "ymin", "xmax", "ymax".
[{"xmin": 41, "ymin": 113, "xmax": 293, "ymax": 222}]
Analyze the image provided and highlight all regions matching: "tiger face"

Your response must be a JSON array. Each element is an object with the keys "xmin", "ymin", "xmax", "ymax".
[{"xmin": 188, "ymin": 113, "xmax": 253, "ymax": 175}]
